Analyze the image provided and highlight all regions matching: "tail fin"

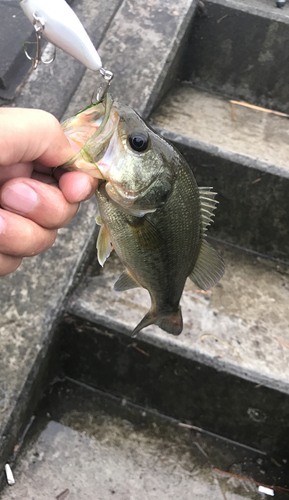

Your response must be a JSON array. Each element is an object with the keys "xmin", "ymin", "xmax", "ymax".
[{"xmin": 131, "ymin": 307, "xmax": 183, "ymax": 337}]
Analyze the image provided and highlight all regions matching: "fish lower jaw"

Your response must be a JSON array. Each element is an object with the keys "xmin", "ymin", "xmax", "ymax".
[{"xmin": 103, "ymin": 183, "xmax": 158, "ymax": 216}]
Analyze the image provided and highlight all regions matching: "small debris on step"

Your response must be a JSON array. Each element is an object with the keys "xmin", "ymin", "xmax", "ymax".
[
  {"xmin": 5, "ymin": 464, "xmax": 15, "ymax": 486},
  {"xmin": 200, "ymin": 334, "xmax": 242, "ymax": 364},
  {"xmin": 217, "ymin": 14, "xmax": 228, "ymax": 23},
  {"xmin": 229, "ymin": 100, "xmax": 289, "ymax": 118},
  {"xmin": 214, "ymin": 469, "xmax": 289, "ymax": 494},
  {"xmin": 56, "ymin": 489, "xmax": 70, "ymax": 500},
  {"xmin": 258, "ymin": 485, "xmax": 274, "ymax": 496},
  {"xmin": 128, "ymin": 343, "xmax": 149, "ymax": 357},
  {"xmin": 274, "ymin": 336, "xmax": 289, "ymax": 349}
]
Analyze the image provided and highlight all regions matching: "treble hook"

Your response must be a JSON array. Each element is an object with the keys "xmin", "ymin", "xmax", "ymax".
[
  {"xmin": 96, "ymin": 68, "xmax": 114, "ymax": 102},
  {"xmin": 23, "ymin": 13, "xmax": 56, "ymax": 70}
]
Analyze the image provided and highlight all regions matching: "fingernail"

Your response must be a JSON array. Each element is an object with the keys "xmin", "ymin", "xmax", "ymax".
[
  {"xmin": 78, "ymin": 176, "xmax": 92, "ymax": 201},
  {"xmin": 2, "ymin": 184, "xmax": 38, "ymax": 214},
  {"xmin": 0, "ymin": 215, "xmax": 5, "ymax": 235}
]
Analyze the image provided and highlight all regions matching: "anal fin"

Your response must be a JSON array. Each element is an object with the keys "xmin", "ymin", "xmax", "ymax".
[
  {"xmin": 189, "ymin": 239, "xmax": 225, "ymax": 290},
  {"xmin": 114, "ymin": 270, "xmax": 140, "ymax": 292}
]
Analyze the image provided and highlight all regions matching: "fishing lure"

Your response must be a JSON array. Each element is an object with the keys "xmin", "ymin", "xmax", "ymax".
[{"xmin": 19, "ymin": 0, "xmax": 103, "ymax": 71}]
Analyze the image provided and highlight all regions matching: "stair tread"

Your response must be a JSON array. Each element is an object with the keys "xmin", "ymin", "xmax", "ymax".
[
  {"xmin": 151, "ymin": 85, "xmax": 289, "ymax": 176},
  {"xmin": 68, "ymin": 241, "xmax": 289, "ymax": 394},
  {"xmin": 210, "ymin": 0, "xmax": 289, "ymax": 22}
]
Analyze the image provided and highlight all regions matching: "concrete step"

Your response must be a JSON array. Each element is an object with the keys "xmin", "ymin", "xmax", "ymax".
[
  {"xmin": 64, "ymin": 242, "xmax": 289, "ymax": 456},
  {"xmin": 0, "ymin": 1, "xmax": 33, "ymax": 100},
  {"xmin": 150, "ymin": 84, "xmax": 289, "ymax": 261},
  {"xmin": 1, "ymin": 379, "xmax": 286, "ymax": 499},
  {"xmin": 179, "ymin": 0, "xmax": 289, "ymax": 113}
]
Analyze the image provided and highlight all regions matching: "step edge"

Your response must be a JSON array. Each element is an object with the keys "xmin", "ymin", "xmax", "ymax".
[
  {"xmin": 207, "ymin": 0, "xmax": 289, "ymax": 23},
  {"xmin": 153, "ymin": 125, "xmax": 289, "ymax": 180},
  {"xmin": 66, "ymin": 299, "xmax": 289, "ymax": 397}
]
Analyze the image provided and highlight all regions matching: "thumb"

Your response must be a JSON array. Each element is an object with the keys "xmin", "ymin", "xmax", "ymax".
[{"xmin": 0, "ymin": 108, "xmax": 78, "ymax": 168}]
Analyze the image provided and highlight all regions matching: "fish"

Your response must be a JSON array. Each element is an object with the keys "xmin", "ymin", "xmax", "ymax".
[{"xmin": 61, "ymin": 94, "xmax": 225, "ymax": 336}]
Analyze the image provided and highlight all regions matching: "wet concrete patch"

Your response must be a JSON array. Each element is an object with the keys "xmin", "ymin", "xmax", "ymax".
[{"xmin": 1, "ymin": 380, "xmax": 287, "ymax": 499}]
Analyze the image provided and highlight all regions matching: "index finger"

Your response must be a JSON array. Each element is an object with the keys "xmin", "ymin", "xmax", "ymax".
[{"xmin": 0, "ymin": 108, "xmax": 76, "ymax": 168}]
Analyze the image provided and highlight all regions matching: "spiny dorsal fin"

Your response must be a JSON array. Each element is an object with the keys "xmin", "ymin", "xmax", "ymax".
[
  {"xmin": 96, "ymin": 223, "xmax": 112, "ymax": 267},
  {"xmin": 189, "ymin": 239, "xmax": 225, "ymax": 290},
  {"xmin": 114, "ymin": 270, "xmax": 140, "ymax": 292},
  {"xmin": 199, "ymin": 187, "xmax": 218, "ymax": 234}
]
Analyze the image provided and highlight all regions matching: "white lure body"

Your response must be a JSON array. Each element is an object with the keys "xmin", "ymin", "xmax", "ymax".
[{"xmin": 19, "ymin": 0, "xmax": 102, "ymax": 71}]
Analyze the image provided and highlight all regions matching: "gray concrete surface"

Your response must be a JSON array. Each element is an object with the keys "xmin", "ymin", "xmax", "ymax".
[
  {"xmin": 181, "ymin": 0, "xmax": 289, "ymax": 113},
  {"xmin": 210, "ymin": 0, "xmax": 289, "ymax": 21},
  {"xmin": 1, "ymin": 420, "xmax": 248, "ymax": 500},
  {"xmin": 151, "ymin": 85, "xmax": 289, "ymax": 175},
  {"xmin": 0, "ymin": 1, "xmax": 32, "ymax": 97},
  {"xmin": 0, "ymin": 379, "xmax": 272, "ymax": 500},
  {"xmin": 68, "ymin": 244, "xmax": 289, "ymax": 395},
  {"xmin": 0, "ymin": 199, "xmax": 97, "ymax": 471}
]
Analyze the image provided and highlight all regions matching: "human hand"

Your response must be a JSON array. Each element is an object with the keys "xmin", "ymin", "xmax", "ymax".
[{"xmin": 0, "ymin": 108, "xmax": 98, "ymax": 277}]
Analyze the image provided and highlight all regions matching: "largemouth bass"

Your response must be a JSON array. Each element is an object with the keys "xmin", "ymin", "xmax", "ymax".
[{"xmin": 61, "ymin": 95, "xmax": 224, "ymax": 336}]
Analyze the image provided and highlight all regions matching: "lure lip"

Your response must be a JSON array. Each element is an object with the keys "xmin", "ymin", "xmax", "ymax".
[{"xmin": 19, "ymin": 0, "xmax": 102, "ymax": 71}]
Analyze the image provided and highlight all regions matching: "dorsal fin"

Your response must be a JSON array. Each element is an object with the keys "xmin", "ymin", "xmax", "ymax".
[
  {"xmin": 199, "ymin": 187, "xmax": 219, "ymax": 235},
  {"xmin": 189, "ymin": 239, "xmax": 225, "ymax": 290}
]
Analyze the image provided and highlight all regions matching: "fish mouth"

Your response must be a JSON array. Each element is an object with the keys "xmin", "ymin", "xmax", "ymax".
[
  {"xmin": 106, "ymin": 175, "xmax": 158, "ymax": 202},
  {"xmin": 60, "ymin": 94, "xmax": 119, "ymax": 178},
  {"xmin": 103, "ymin": 176, "xmax": 161, "ymax": 216},
  {"xmin": 98, "ymin": 181, "xmax": 156, "ymax": 217}
]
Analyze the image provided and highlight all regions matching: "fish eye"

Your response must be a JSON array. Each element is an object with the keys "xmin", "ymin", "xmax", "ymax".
[{"xmin": 128, "ymin": 132, "xmax": 149, "ymax": 153}]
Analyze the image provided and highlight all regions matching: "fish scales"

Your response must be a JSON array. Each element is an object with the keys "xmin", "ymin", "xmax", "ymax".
[
  {"xmin": 61, "ymin": 94, "xmax": 225, "ymax": 336},
  {"xmin": 96, "ymin": 153, "xmax": 201, "ymax": 313}
]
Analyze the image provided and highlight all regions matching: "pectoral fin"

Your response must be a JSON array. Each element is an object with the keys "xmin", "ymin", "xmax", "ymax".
[
  {"xmin": 114, "ymin": 270, "xmax": 140, "ymax": 291},
  {"xmin": 96, "ymin": 223, "xmax": 112, "ymax": 267},
  {"xmin": 189, "ymin": 239, "xmax": 225, "ymax": 290},
  {"xmin": 128, "ymin": 217, "xmax": 163, "ymax": 251}
]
